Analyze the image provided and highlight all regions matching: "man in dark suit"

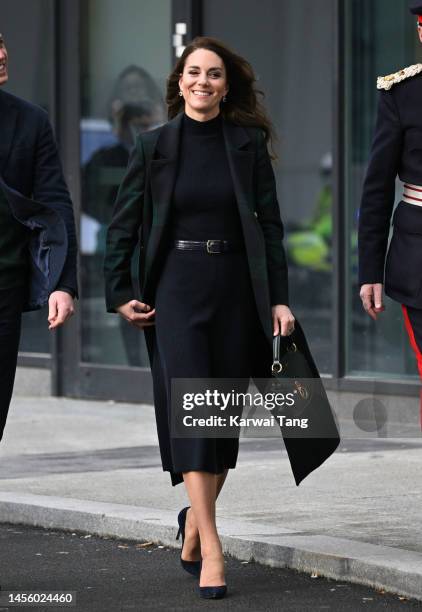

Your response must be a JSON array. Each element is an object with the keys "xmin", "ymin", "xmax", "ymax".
[
  {"xmin": 358, "ymin": 1, "xmax": 422, "ymax": 421},
  {"xmin": 0, "ymin": 32, "xmax": 78, "ymax": 441}
]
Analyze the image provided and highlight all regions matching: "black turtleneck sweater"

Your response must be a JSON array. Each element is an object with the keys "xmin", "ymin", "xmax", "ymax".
[{"xmin": 170, "ymin": 112, "xmax": 244, "ymax": 242}]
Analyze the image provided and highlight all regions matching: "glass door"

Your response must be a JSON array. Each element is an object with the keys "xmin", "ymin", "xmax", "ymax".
[
  {"xmin": 202, "ymin": 0, "xmax": 335, "ymax": 373},
  {"xmin": 60, "ymin": 0, "xmax": 198, "ymax": 401},
  {"xmin": 79, "ymin": 0, "xmax": 169, "ymax": 369},
  {"xmin": 344, "ymin": 0, "xmax": 420, "ymax": 379}
]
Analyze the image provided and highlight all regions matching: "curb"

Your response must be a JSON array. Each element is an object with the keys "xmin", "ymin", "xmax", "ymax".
[{"xmin": 0, "ymin": 492, "xmax": 421, "ymax": 602}]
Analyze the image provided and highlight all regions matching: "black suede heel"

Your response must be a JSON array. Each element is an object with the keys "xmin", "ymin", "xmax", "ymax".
[
  {"xmin": 199, "ymin": 559, "xmax": 227, "ymax": 599},
  {"xmin": 175, "ymin": 506, "xmax": 201, "ymax": 577}
]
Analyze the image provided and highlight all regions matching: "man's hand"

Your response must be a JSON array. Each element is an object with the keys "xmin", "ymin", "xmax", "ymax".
[
  {"xmin": 272, "ymin": 304, "xmax": 295, "ymax": 336},
  {"xmin": 117, "ymin": 300, "xmax": 156, "ymax": 330},
  {"xmin": 48, "ymin": 291, "xmax": 75, "ymax": 330},
  {"xmin": 360, "ymin": 283, "xmax": 385, "ymax": 320}
]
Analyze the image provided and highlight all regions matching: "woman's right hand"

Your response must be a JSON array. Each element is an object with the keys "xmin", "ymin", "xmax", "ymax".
[{"xmin": 117, "ymin": 300, "xmax": 156, "ymax": 329}]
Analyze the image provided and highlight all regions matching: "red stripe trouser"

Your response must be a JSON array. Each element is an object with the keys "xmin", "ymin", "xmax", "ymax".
[{"xmin": 402, "ymin": 304, "xmax": 422, "ymax": 429}]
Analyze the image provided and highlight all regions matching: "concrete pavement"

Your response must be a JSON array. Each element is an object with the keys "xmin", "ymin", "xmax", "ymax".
[{"xmin": 1, "ymin": 396, "xmax": 422, "ymax": 603}]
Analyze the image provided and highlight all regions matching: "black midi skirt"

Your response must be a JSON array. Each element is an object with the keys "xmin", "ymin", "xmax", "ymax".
[{"xmin": 147, "ymin": 247, "xmax": 263, "ymax": 486}]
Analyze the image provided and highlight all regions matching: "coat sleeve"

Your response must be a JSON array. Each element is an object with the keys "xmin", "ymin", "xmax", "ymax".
[
  {"xmin": 104, "ymin": 134, "xmax": 145, "ymax": 313},
  {"xmin": 358, "ymin": 89, "xmax": 403, "ymax": 285},
  {"xmin": 33, "ymin": 111, "xmax": 79, "ymax": 298},
  {"xmin": 254, "ymin": 130, "xmax": 289, "ymax": 306}
]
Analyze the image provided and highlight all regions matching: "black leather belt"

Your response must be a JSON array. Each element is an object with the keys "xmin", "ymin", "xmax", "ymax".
[{"xmin": 173, "ymin": 239, "xmax": 245, "ymax": 254}]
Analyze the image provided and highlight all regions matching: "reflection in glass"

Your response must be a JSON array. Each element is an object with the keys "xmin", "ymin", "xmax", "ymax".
[
  {"xmin": 203, "ymin": 0, "xmax": 334, "ymax": 373},
  {"xmin": 80, "ymin": 1, "xmax": 170, "ymax": 365},
  {"xmin": 346, "ymin": 0, "xmax": 420, "ymax": 377}
]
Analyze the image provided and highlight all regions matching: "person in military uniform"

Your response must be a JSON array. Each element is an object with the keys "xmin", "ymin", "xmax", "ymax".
[{"xmin": 358, "ymin": 1, "xmax": 422, "ymax": 420}]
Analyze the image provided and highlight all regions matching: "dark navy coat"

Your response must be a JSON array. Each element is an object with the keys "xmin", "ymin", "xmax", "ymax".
[
  {"xmin": 359, "ymin": 69, "xmax": 422, "ymax": 307},
  {"xmin": 104, "ymin": 113, "xmax": 340, "ymax": 487},
  {"xmin": 0, "ymin": 89, "xmax": 78, "ymax": 311}
]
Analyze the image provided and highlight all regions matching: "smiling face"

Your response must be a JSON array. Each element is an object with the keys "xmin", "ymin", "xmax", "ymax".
[
  {"xmin": 0, "ymin": 34, "xmax": 8, "ymax": 85},
  {"xmin": 178, "ymin": 48, "xmax": 229, "ymax": 121}
]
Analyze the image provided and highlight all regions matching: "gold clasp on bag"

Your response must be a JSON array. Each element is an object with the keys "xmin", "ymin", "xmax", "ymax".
[{"xmin": 294, "ymin": 380, "xmax": 309, "ymax": 400}]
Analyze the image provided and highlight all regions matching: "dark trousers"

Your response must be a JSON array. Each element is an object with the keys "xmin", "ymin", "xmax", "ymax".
[
  {"xmin": 154, "ymin": 248, "xmax": 264, "ymax": 477},
  {"xmin": 0, "ymin": 286, "xmax": 25, "ymax": 442}
]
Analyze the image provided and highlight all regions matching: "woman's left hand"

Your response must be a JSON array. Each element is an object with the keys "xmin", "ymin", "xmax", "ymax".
[{"xmin": 271, "ymin": 304, "xmax": 295, "ymax": 337}]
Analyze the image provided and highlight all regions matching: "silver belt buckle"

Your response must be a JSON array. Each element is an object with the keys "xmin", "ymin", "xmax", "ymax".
[{"xmin": 206, "ymin": 239, "xmax": 220, "ymax": 254}]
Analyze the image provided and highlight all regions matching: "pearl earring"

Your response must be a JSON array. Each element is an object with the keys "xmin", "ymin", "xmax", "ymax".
[{"xmin": 179, "ymin": 90, "xmax": 183, "ymax": 97}]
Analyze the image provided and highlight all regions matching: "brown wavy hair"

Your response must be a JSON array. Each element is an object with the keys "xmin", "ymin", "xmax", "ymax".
[{"xmin": 166, "ymin": 36, "xmax": 277, "ymax": 158}]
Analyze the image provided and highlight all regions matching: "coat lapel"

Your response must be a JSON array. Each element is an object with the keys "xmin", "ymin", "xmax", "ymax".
[
  {"xmin": 221, "ymin": 121, "xmax": 255, "ymax": 214},
  {"xmin": 144, "ymin": 113, "xmax": 182, "ymax": 289},
  {"xmin": 223, "ymin": 121, "xmax": 273, "ymax": 344},
  {"xmin": 0, "ymin": 91, "xmax": 18, "ymax": 176}
]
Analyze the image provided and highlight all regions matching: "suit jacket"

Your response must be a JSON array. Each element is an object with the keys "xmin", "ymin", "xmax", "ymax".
[
  {"xmin": 358, "ymin": 72, "xmax": 422, "ymax": 307},
  {"xmin": 104, "ymin": 112, "xmax": 339, "ymax": 485},
  {"xmin": 0, "ymin": 89, "xmax": 78, "ymax": 311}
]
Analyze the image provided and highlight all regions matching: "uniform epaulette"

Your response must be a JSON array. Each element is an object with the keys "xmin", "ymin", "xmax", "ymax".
[{"xmin": 377, "ymin": 64, "xmax": 422, "ymax": 90}]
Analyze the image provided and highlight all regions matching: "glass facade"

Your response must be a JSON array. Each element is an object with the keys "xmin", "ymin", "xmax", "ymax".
[
  {"xmin": 203, "ymin": 0, "xmax": 334, "ymax": 374},
  {"xmin": 2, "ymin": 0, "xmax": 421, "ymax": 397},
  {"xmin": 345, "ymin": 0, "xmax": 422, "ymax": 378},
  {"xmin": 79, "ymin": 0, "xmax": 171, "ymax": 366}
]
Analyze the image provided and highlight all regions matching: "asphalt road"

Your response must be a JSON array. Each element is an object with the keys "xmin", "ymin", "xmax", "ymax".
[{"xmin": 0, "ymin": 524, "xmax": 420, "ymax": 612}]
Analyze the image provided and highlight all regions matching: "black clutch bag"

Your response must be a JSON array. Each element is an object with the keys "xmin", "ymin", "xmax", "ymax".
[
  {"xmin": 265, "ymin": 332, "xmax": 338, "ymax": 438},
  {"xmin": 252, "ymin": 321, "xmax": 340, "ymax": 485},
  {"xmin": 265, "ymin": 334, "xmax": 319, "ymax": 418}
]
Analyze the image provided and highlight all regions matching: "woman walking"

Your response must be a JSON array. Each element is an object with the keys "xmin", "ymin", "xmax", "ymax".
[{"xmin": 104, "ymin": 36, "xmax": 332, "ymax": 599}]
